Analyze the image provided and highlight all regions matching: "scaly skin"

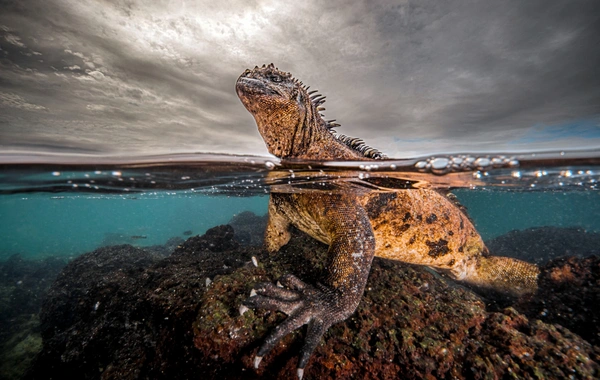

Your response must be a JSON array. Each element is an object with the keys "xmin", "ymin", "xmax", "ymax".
[{"xmin": 236, "ymin": 64, "xmax": 539, "ymax": 378}]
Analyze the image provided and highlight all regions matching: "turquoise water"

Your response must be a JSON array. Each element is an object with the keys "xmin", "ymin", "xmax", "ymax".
[
  {"xmin": 455, "ymin": 189, "xmax": 600, "ymax": 239},
  {"xmin": 0, "ymin": 193, "xmax": 268, "ymax": 259},
  {"xmin": 1, "ymin": 190, "xmax": 599, "ymax": 260},
  {"xmin": 1, "ymin": 151, "xmax": 598, "ymax": 260},
  {"xmin": 1, "ymin": 151, "xmax": 599, "ymax": 379}
]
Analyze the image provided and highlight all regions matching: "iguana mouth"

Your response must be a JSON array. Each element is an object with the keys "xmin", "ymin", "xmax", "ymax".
[{"xmin": 236, "ymin": 76, "xmax": 280, "ymax": 97}]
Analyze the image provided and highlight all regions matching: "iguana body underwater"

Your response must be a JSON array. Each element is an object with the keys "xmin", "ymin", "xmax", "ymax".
[{"xmin": 235, "ymin": 63, "xmax": 539, "ymax": 378}]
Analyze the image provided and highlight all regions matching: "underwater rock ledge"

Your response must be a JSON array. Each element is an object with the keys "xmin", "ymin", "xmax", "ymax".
[
  {"xmin": 0, "ymin": 255, "xmax": 66, "ymax": 380},
  {"xmin": 25, "ymin": 225, "xmax": 600, "ymax": 379}
]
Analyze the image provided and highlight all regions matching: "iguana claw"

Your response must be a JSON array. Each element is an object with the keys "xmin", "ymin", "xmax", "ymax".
[{"xmin": 243, "ymin": 274, "xmax": 346, "ymax": 376}]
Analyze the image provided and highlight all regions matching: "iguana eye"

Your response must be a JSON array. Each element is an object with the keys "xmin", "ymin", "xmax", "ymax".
[{"xmin": 269, "ymin": 75, "xmax": 282, "ymax": 82}]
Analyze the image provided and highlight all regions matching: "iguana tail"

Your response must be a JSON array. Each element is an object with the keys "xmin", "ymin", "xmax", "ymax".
[{"xmin": 463, "ymin": 256, "xmax": 539, "ymax": 297}]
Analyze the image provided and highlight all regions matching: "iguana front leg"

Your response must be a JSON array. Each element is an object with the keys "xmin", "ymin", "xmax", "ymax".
[
  {"xmin": 243, "ymin": 196, "xmax": 375, "ymax": 378},
  {"xmin": 264, "ymin": 195, "xmax": 292, "ymax": 253}
]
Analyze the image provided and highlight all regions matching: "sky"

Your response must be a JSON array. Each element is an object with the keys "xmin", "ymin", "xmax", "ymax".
[{"xmin": 0, "ymin": 0, "xmax": 599, "ymax": 158}]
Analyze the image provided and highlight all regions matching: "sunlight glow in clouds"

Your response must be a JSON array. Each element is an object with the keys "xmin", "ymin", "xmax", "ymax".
[{"xmin": 0, "ymin": 0, "xmax": 598, "ymax": 157}]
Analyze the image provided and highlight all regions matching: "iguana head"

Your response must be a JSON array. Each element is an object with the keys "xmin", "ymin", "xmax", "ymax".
[
  {"xmin": 236, "ymin": 63, "xmax": 319, "ymax": 158},
  {"xmin": 236, "ymin": 63, "xmax": 385, "ymax": 159}
]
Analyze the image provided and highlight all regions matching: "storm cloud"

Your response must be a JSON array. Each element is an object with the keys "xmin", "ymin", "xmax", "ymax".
[{"xmin": 0, "ymin": 0, "xmax": 599, "ymax": 157}]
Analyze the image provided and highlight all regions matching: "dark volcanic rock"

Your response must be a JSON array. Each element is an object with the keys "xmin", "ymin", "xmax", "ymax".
[
  {"xmin": 517, "ymin": 255, "xmax": 600, "ymax": 346},
  {"xmin": 486, "ymin": 226, "xmax": 600, "ymax": 264},
  {"xmin": 194, "ymin": 234, "xmax": 600, "ymax": 379},
  {"xmin": 0, "ymin": 254, "xmax": 66, "ymax": 331},
  {"xmin": 37, "ymin": 245, "xmax": 160, "ymax": 344},
  {"xmin": 27, "ymin": 226, "xmax": 255, "ymax": 380},
  {"xmin": 227, "ymin": 211, "xmax": 268, "ymax": 246},
  {"xmin": 486, "ymin": 227, "xmax": 600, "ymax": 345},
  {"xmin": 173, "ymin": 224, "xmax": 240, "ymax": 254},
  {"xmin": 144, "ymin": 236, "xmax": 185, "ymax": 257},
  {"xmin": 0, "ymin": 255, "xmax": 66, "ymax": 380},
  {"xmin": 29, "ymin": 226, "xmax": 600, "ymax": 379}
]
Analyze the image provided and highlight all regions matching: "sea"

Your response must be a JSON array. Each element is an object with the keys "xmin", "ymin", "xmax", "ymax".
[{"xmin": 0, "ymin": 149, "xmax": 599, "ymax": 378}]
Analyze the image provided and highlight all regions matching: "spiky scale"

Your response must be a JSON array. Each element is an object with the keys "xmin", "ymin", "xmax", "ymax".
[{"xmin": 236, "ymin": 64, "xmax": 386, "ymax": 159}]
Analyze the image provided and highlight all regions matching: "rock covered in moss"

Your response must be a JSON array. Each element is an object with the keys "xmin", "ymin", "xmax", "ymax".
[
  {"xmin": 28, "ymin": 225, "xmax": 600, "ymax": 379},
  {"xmin": 0, "ymin": 254, "xmax": 66, "ymax": 380},
  {"xmin": 193, "ymin": 233, "xmax": 600, "ymax": 379},
  {"xmin": 0, "ymin": 254, "xmax": 66, "ymax": 329},
  {"xmin": 516, "ymin": 255, "xmax": 600, "ymax": 347},
  {"xmin": 27, "ymin": 226, "xmax": 256, "ymax": 379},
  {"xmin": 228, "ymin": 211, "xmax": 268, "ymax": 246}
]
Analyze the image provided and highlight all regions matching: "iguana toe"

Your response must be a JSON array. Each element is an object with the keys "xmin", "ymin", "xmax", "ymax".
[{"xmin": 243, "ymin": 274, "xmax": 345, "ymax": 376}]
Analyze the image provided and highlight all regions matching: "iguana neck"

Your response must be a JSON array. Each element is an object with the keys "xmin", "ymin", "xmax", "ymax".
[
  {"xmin": 236, "ymin": 64, "xmax": 382, "ymax": 161},
  {"xmin": 255, "ymin": 103, "xmax": 368, "ymax": 161}
]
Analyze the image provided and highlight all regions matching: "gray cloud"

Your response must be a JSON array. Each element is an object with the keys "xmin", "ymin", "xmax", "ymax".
[{"xmin": 0, "ymin": 0, "xmax": 599, "ymax": 158}]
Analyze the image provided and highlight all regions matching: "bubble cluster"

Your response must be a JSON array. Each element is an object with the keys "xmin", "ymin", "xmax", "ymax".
[{"xmin": 415, "ymin": 155, "xmax": 518, "ymax": 174}]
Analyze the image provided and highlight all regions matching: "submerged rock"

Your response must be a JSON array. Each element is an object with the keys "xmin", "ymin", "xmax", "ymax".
[
  {"xmin": 144, "ymin": 236, "xmax": 185, "ymax": 257},
  {"xmin": 27, "ymin": 226, "xmax": 255, "ymax": 379},
  {"xmin": 516, "ymin": 255, "xmax": 600, "ymax": 346},
  {"xmin": 227, "ymin": 211, "xmax": 268, "ymax": 246},
  {"xmin": 194, "ymin": 233, "xmax": 600, "ymax": 379},
  {"xmin": 486, "ymin": 226, "xmax": 600, "ymax": 264},
  {"xmin": 27, "ymin": 225, "xmax": 599, "ymax": 379},
  {"xmin": 0, "ymin": 254, "xmax": 66, "ymax": 380}
]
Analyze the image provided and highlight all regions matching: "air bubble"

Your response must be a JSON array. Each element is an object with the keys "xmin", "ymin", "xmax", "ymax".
[
  {"xmin": 451, "ymin": 157, "xmax": 463, "ymax": 165},
  {"xmin": 491, "ymin": 157, "xmax": 503, "ymax": 166},
  {"xmin": 415, "ymin": 161, "xmax": 427, "ymax": 170},
  {"xmin": 52, "ymin": 171, "xmax": 61, "ymax": 176},
  {"xmin": 431, "ymin": 157, "xmax": 450, "ymax": 170},
  {"xmin": 265, "ymin": 161, "xmax": 275, "ymax": 170},
  {"xmin": 474, "ymin": 157, "xmax": 491, "ymax": 168}
]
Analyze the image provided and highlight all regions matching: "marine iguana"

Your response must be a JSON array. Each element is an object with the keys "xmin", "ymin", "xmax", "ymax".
[{"xmin": 236, "ymin": 63, "xmax": 539, "ymax": 378}]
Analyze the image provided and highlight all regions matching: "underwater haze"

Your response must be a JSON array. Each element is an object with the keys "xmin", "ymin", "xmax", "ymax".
[{"xmin": 1, "ymin": 153, "xmax": 600, "ymax": 379}]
